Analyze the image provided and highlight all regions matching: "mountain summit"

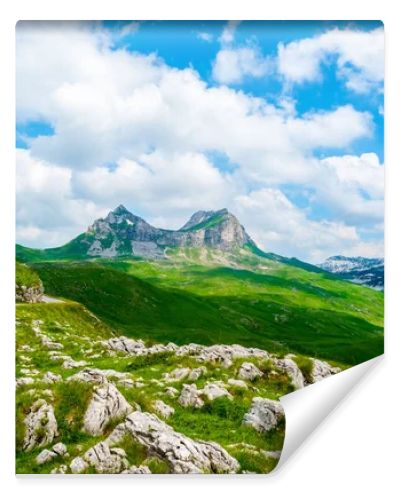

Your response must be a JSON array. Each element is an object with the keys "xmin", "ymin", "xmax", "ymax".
[{"xmin": 57, "ymin": 206, "xmax": 255, "ymax": 259}]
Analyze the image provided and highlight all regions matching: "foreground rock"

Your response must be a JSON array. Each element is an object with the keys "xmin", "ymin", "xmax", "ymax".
[
  {"xmin": 106, "ymin": 411, "xmax": 240, "ymax": 474},
  {"xmin": 274, "ymin": 357, "xmax": 305, "ymax": 390},
  {"xmin": 83, "ymin": 383, "xmax": 132, "ymax": 436},
  {"xmin": 84, "ymin": 442, "xmax": 129, "ymax": 473},
  {"xmin": 238, "ymin": 362, "xmax": 263, "ymax": 381},
  {"xmin": 122, "ymin": 465, "xmax": 152, "ymax": 474},
  {"xmin": 243, "ymin": 398, "xmax": 285, "ymax": 433},
  {"xmin": 311, "ymin": 359, "xmax": 341, "ymax": 382},
  {"xmin": 178, "ymin": 384, "xmax": 204, "ymax": 408},
  {"xmin": 23, "ymin": 399, "xmax": 58, "ymax": 451}
]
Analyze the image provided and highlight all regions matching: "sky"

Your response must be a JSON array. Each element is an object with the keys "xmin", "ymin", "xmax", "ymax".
[{"xmin": 15, "ymin": 20, "xmax": 384, "ymax": 263}]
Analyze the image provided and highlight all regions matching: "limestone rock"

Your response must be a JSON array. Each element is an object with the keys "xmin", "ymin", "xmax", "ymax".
[
  {"xmin": 188, "ymin": 366, "xmax": 207, "ymax": 381},
  {"xmin": 43, "ymin": 371, "xmax": 62, "ymax": 384},
  {"xmin": 178, "ymin": 384, "xmax": 204, "ymax": 408},
  {"xmin": 196, "ymin": 344, "xmax": 268, "ymax": 367},
  {"xmin": 153, "ymin": 400, "xmax": 175, "ymax": 419},
  {"xmin": 51, "ymin": 465, "xmax": 68, "ymax": 474},
  {"xmin": 84, "ymin": 442, "xmax": 128, "ymax": 473},
  {"xmin": 70, "ymin": 456, "xmax": 89, "ymax": 474},
  {"xmin": 107, "ymin": 411, "xmax": 240, "ymax": 474},
  {"xmin": 121, "ymin": 465, "xmax": 152, "ymax": 474},
  {"xmin": 311, "ymin": 359, "xmax": 341, "ymax": 383},
  {"xmin": 202, "ymin": 383, "xmax": 232, "ymax": 401},
  {"xmin": 83, "ymin": 383, "xmax": 132, "ymax": 436},
  {"xmin": 36, "ymin": 448, "xmax": 57, "ymax": 465},
  {"xmin": 62, "ymin": 357, "xmax": 87, "ymax": 369},
  {"xmin": 165, "ymin": 386, "xmax": 179, "ymax": 398},
  {"xmin": 243, "ymin": 397, "xmax": 284, "ymax": 433},
  {"xmin": 23, "ymin": 399, "xmax": 58, "ymax": 451},
  {"xmin": 16, "ymin": 377, "xmax": 35, "ymax": 387},
  {"xmin": 238, "ymin": 362, "xmax": 263, "ymax": 381},
  {"xmin": 227, "ymin": 379, "xmax": 248, "ymax": 389},
  {"xmin": 164, "ymin": 367, "xmax": 190, "ymax": 382},
  {"xmin": 274, "ymin": 358, "xmax": 305, "ymax": 390},
  {"xmin": 53, "ymin": 442, "xmax": 68, "ymax": 456}
]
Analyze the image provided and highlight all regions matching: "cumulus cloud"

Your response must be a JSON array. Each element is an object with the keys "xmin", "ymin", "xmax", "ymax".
[
  {"xmin": 212, "ymin": 46, "xmax": 271, "ymax": 84},
  {"xmin": 197, "ymin": 32, "xmax": 213, "ymax": 43},
  {"xmin": 278, "ymin": 27, "xmax": 384, "ymax": 93},
  {"xmin": 15, "ymin": 21, "xmax": 384, "ymax": 261}
]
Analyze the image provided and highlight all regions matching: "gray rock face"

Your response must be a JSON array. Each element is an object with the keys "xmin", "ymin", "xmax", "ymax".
[
  {"xmin": 178, "ymin": 384, "xmax": 204, "ymax": 408},
  {"xmin": 122, "ymin": 465, "xmax": 152, "ymax": 474},
  {"xmin": 70, "ymin": 456, "xmax": 89, "ymax": 474},
  {"xmin": 83, "ymin": 383, "xmax": 132, "ymax": 436},
  {"xmin": 274, "ymin": 357, "xmax": 305, "ymax": 390},
  {"xmin": 153, "ymin": 400, "xmax": 175, "ymax": 419},
  {"xmin": 84, "ymin": 442, "xmax": 129, "ymax": 474},
  {"xmin": 16, "ymin": 283, "xmax": 44, "ymax": 303},
  {"xmin": 23, "ymin": 399, "xmax": 58, "ymax": 451},
  {"xmin": 238, "ymin": 362, "xmax": 263, "ymax": 381},
  {"xmin": 202, "ymin": 383, "xmax": 232, "ymax": 401},
  {"xmin": 311, "ymin": 359, "xmax": 341, "ymax": 383},
  {"xmin": 243, "ymin": 398, "xmax": 285, "ymax": 433},
  {"xmin": 197, "ymin": 344, "xmax": 268, "ymax": 368},
  {"xmin": 63, "ymin": 205, "xmax": 256, "ymax": 259},
  {"xmin": 106, "ymin": 411, "xmax": 240, "ymax": 474}
]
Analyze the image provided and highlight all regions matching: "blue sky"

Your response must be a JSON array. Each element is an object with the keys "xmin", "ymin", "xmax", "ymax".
[{"xmin": 16, "ymin": 21, "xmax": 384, "ymax": 262}]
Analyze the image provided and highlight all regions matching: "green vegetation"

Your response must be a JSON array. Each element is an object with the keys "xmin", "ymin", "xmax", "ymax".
[
  {"xmin": 30, "ymin": 252, "xmax": 383, "ymax": 365},
  {"xmin": 16, "ymin": 261, "xmax": 41, "ymax": 288}
]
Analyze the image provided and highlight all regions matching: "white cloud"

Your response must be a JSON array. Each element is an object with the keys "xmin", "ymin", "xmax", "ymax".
[
  {"xmin": 212, "ymin": 47, "xmax": 271, "ymax": 84},
  {"xmin": 220, "ymin": 21, "xmax": 241, "ymax": 45},
  {"xmin": 15, "ymin": 22, "xmax": 383, "ymax": 261},
  {"xmin": 278, "ymin": 27, "xmax": 384, "ymax": 93},
  {"xmin": 197, "ymin": 32, "xmax": 213, "ymax": 43}
]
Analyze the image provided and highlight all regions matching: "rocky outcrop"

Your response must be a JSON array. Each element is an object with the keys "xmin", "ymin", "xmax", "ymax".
[
  {"xmin": 243, "ymin": 398, "xmax": 285, "ymax": 433},
  {"xmin": 70, "ymin": 456, "xmax": 89, "ymax": 474},
  {"xmin": 311, "ymin": 359, "xmax": 341, "ymax": 382},
  {"xmin": 122, "ymin": 465, "xmax": 152, "ymax": 474},
  {"xmin": 202, "ymin": 383, "xmax": 232, "ymax": 401},
  {"xmin": 153, "ymin": 400, "xmax": 175, "ymax": 419},
  {"xmin": 238, "ymin": 362, "xmax": 263, "ymax": 381},
  {"xmin": 16, "ymin": 283, "xmax": 44, "ymax": 303},
  {"xmin": 83, "ymin": 383, "xmax": 132, "ymax": 436},
  {"xmin": 23, "ymin": 399, "xmax": 58, "ymax": 451},
  {"xmin": 35, "ymin": 442, "xmax": 68, "ymax": 464},
  {"xmin": 106, "ymin": 411, "xmax": 240, "ymax": 473},
  {"xmin": 178, "ymin": 384, "xmax": 204, "ymax": 408},
  {"xmin": 84, "ymin": 442, "xmax": 129, "ymax": 473},
  {"xmin": 196, "ymin": 344, "xmax": 268, "ymax": 368},
  {"xmin": 274, "ymin": 357, "xmax": 305, "ymax": 390}
]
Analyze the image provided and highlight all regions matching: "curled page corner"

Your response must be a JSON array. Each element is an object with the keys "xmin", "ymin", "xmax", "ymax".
[{"xmin": 276, "ymin": 354, "xmax": 383, "ymax": 471}]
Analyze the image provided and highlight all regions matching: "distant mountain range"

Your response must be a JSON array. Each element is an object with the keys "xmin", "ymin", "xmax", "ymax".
[{"xmin": 318, "ymin": 255, "xmax": 384, "ymax": 291}]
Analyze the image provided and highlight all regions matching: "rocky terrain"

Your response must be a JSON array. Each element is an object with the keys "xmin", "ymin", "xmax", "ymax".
[
  {"xmin": 16, "ymin": 300, "xmax": 340, "ymax": 474},
  {"xmin": 319, "ymin": 256, "xmax": 384, "ymax": 291}
]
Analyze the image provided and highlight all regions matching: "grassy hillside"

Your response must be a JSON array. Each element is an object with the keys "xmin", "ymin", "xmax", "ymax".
[
  {"xmin": 32, "ymin": 254, "xmax": 384, "ymax": 365},
  {"xmin": 16, "ymin": 261, "xmax": 42, "ymax": 288}
]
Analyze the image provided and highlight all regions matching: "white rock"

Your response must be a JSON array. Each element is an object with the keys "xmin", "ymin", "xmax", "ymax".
[
  {"xmin": 153, "ymin": 400, "xmax": 175, "ymax": 419},
  {"xmin": 238, "ymin": 362, "xmax": 263, "ymax": 381},
  {"xmin": 16, "ymin": 377, "xmax": 35, "ymax": 387},
  {"xmin": 70, "ymin": 456, "xmax": 89, "ymax": 474},
  {"xmin": 84, "ymin": 442, "xmax": 128, "ymax": 474},
  {"xmin": 178, "ymin": 384, "xmax": 204, "ymax": 408},
  {"xmin": 121, "ymin": 465, "xmax": 151, "ymax": 474},
  {"xmin": 274, "ymin": 358, "xmax": 305, "ymax": 390},
  {"xmin": 227, "ymin": 379, "xmax": 248, "ymax": 389},
  {"xmin": 67, "ymin": 368, "xmax": 108, "ymax": 384},
  {"xmin": 202, "ymin": 383, "xmax": 232, "ymax": 401},
  {"xmin": 243, "ymin": 397, "xmax": 284, "ymax": 433},
  {"xmin": 83, "ymin": 383, "xmax": 132, "ymax": 436},
  {"xmin": 164, "ymin": 367, "xmax": 190, "ymax": 382},
  {"xmin": 43, "ymin": 371, "xmax": 62, "ymax": 384},
  {"xmin": 106, "ymin": 411, "xmax": 239, "ymax": 474},
  {"xmin": 165, "ymin": 387, "xmax": 179, "ymax": 398},
  {"xmin": 23, "ymin": 399, "xmax": 58, "ymax": 451},
  {"xmin": 52, "ymin": 442, "xmax": 68, "ymax": 456},
  {"xmin": 35, "ymin": 448, "xmax": 57, "ymax": 464},
  {"xmin": 311, "ymin": 359, "xmax": 341, "ymax": 383},
  {"xmin": 196, "ymin": 344, "xmax": 268, "ymax": 367},
  {"xmin": 188, "ymin": 366, "xmax": 207, "ymax": 381},
  {"xmin": 62, "ymin": 357, "xmax": 87, "ymax": 369}
]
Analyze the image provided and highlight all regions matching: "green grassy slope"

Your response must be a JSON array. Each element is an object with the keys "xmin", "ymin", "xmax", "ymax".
[
  {"xmin": 16, "ymin": 261, "xmax": 42, "ymax": 288},
  {"xmin": 32, "ymin": 255, "xmax": 383, "ymax": 366}
]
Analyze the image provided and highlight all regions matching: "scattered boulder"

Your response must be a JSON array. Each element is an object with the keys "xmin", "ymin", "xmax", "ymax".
[
  {"xmin": 62, "ymin": 357, "xmax": 87, "ymax": 369},
  {"xmin": 70, "ymin": 456, "xmax": 89, "ymax": 474},
  {"xmin": 197, "ymin": 344, "xmax": 268, "ymax": 367},
  {"xmin": 202, "ymin": 383, "xmax": 232, "ymax": 401},
  {"xmin": 16, "ymin": 377, "xmax": 35, "ymax": 387},
  {"xmin": 274, "ymin": 358, "xmax": 305, "ymax": 390},
  {"xmin": 238, "ymin": 362, "xmax": 263, "ymax": 381},
  {"xmin": 68, "ymin": 368, "xmax": 107, "ymax": 384},
  {"xmin": 164, "ymin": 367, "xmax": 190, "ymax": 382},
  {"xmin": 43, "ymin": 371, "xmax": 62, "ymax": 384},
  {"xmin": 121, "ymin": 465, "xmax": 152, "ymax": 474},
  {"xmin": 23, "ymin": 399, "xmax": 58, "ymax": 451},
  {"xmin": 243, "ymin": 397, "xmax": 285, "ymax": 433},
  {"xmin": 106, "ymin": 411, "xmax": 240, "ymax": 474},
  {"xmin": 153, "ymin": 400, "xmax": 175, "ymax": 419},
  {"xmin": 188, "ymin": 366, "xmax": 207, "ymax": 381},
  {"xmin": 178, "ymin": 384, "xmax": 204, "ymax": 408},
  {"xmin": 165, "ymin": 386, "xmax": 179, "ymax": 398},
  {"xmin": 311, "ymin": 359, "xmax": 341, "ymax": 383},
  {"xmin": 227, "ymin": 379, "xmax": 248, "ymax": 389},
  {"xmin": 84, "ymin": 442, "xmax": 128, "ymax": 474},
  {"xmin": 36, "ymin": 448, "xmax": 57, "ymax": 465},
  {"xmin": 83, "ymin": 383, "xmax": 132, "ymax": 436},
  {"xmin": 53, "ymin": 442, "xmax": 68, "ymax": 456}
]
